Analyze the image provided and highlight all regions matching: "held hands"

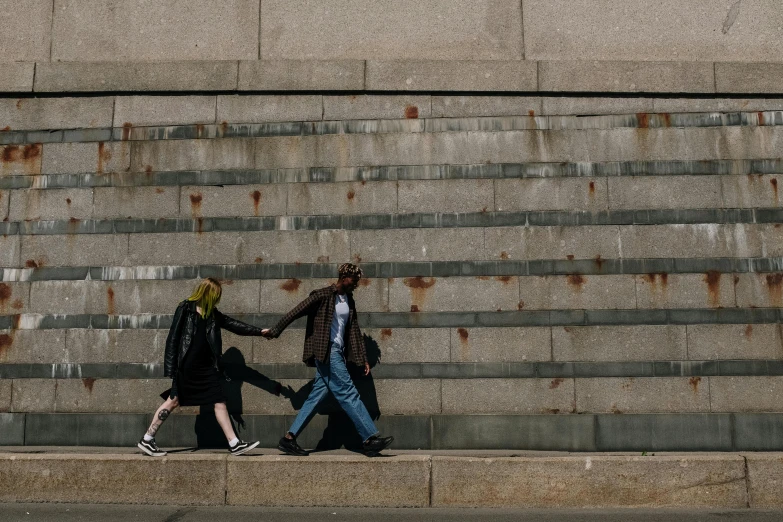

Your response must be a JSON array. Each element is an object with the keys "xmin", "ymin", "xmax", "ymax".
[{"xmin": 260, "ymin": 328, "xmax": 273, "ymax": 339}]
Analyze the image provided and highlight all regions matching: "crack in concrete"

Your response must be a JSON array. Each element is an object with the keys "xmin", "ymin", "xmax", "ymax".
[
  {"xmin": 722, "ymin": 0, "xmax": 742, "ymax": 34},
  {"xmin": 680, "ymin": 474, "xmax": 747, "ymax": 491}
]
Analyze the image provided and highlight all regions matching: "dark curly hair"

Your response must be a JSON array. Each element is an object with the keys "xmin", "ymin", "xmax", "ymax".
[{"xmin": 338, "ymin": 263, "xmax": 363, "ymax": 280}]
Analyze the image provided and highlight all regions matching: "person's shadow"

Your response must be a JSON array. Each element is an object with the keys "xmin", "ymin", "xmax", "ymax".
[{"xmin": 194, "ymin": 346, "xmax": 284, "ymax": 449}]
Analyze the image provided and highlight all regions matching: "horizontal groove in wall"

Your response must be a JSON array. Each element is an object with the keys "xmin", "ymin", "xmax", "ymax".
[
  {"xmin": 6, "ymin": 412, "xmax": 783, "ymax": 451},
  {"xmin": 1, "ymin": 208, "xmax": 781, "ymax": 237},
  {"xmin": 3, "ymin": 258, "xmax": 783, "ymax": 282},
  {"xmin": 1, "ymin": 309, "xmax": 780, "ymax": 331},
  {"xmin": 2, "ymin": 160, "xmax": 782, "ymax": 191},
  {"xmin": 2, "ymin": 360, "xmax": 783, "ymax": 380},
  {"xmin": 3, "ymin": 111, "xmax": 783, "ymax": 146}
]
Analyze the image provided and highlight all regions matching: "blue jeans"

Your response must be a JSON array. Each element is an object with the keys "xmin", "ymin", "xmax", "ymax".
[{"xmin": 288, "ymin": 346, "xmax": 379, "ymax": 442}]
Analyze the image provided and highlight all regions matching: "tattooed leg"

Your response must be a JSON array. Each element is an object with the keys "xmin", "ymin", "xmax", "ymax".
[{"xmin": 145, "ymin": 398, "xmax": 178, "ymax": 438}]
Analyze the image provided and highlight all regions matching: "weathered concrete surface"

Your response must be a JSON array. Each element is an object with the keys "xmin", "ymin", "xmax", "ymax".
[
  {"xmin": 42, "ymin": 142, "xmax": 130, "ymax": 175},
  {"xmin": 441, "ymin": 378, "xmax": 575, "ymax": 415},
  {"xmin": 324, "ymin": 95, "xmax": 431, "ymax": 121},
  {"xmin": 450, "ymin": 327, "xmax": 551, "ymax": 363},
  {"xmin": 0, "ymin": 97, "xmax": 114, "ymax": 131},
  {"xmin": 34, "ymin": 61, "xmax": 238, "ymax": 92},
  {"xmin": 238, "ymin": 61, "xmax": 363, "ymax": 91},
  {"xmin": 180, "ymin": 184, "xmax": 288, "ymax": 218},
  {"xmin": 716, "ymin": 63, "xmax": 783, "ymax": 93},
  {"xmin": 0, "ymin": 144, "xmax": 42, "ymax": 176},
  {"xmin": 539, "ymin": 61, "xmax": 714, "ymax": 93},
  {"xmin": 218, "ymin": 95, "xmax": 323, "ymax": 124},
  {"xmin": 709, "ymin": 377, "xmax": 783, "ymax": 413},
  {"xmin": 524, "ymin": 0, "xmax": 783, "ymax": 63},
  {"xmin": 746, "ymin": 453, "xmax": 783, "ymax": 508},
  {"xmin": 10, "ymin": 188, "xmax": 93, "ymax": 221},
  {"xmin": 687, "ymin": 324, "xmax": 783, "ymax": 361},
  {"xmin": 0, "ymin": 453, "xmax": 227, "ymax": 504},
  {"xmin": 364, "ymin": 327, "xmax": 450, "ymax": 363},
  {"xmin": 607, "ymin": 176, "xmax": 722, "ymax": 210},
  {"xmin": 51, "ymin": 0, "xmax": 258, "ymax": 61},
  {"xmin": 431, "ymin": 455, "xmax": 748, "ymax": 508},
  {"xmin": 114, "ymin": 96, "xmax": 216, "ymax": 127},
  {"xmin": 432, "ymin": 96, "xmax": 542, "ymax": 118},
  {"xmin": 0, "ymin": 0, "xmax": 52, "ymax": 62},
  {"xmin": 552, "ymin": 325, "xmax": 687, "ymax": 362},
  {"xmin": 0, "ymin": 62, "xmax": 34, "ymax": 92},
  {"xmin": 227, "ymin": 455, "xmax": 431, "ymax": 507},
  {"xmin": 260, "ymin": 0, "xmax": 522, "ymax": 61},
  {"xmin": 366, "ymin": 61, "xmax": 537, "ymax": 91},
  {"xmin": 575, "ymin": 377, "xmax": 711, "ymax": 414},
  {"xmin": 635, "ymin": 273, "xmax": 736, "ymax": 310}
]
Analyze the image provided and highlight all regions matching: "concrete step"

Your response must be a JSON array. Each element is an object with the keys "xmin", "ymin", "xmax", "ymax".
[{"xmin": 0, "ymin": 447, "xmax": 781, "ymax": 509}]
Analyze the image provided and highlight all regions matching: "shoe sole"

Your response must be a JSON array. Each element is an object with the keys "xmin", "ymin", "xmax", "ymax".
[
  {"xmin": 230, "ymin": 441, "xmax": 260, "ymax": 456},
  {"xmin": 277, "ymin": 444, "xmax": 309, "ymax": 457},
  {"xmin": 137, "ymin": 442, "xmax": 167, "ymax": 457}
]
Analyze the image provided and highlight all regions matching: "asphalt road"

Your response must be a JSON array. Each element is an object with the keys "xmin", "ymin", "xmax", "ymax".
[{"xmin": 2, "ymin": 505, "xmax": 783, "ymax": 522}]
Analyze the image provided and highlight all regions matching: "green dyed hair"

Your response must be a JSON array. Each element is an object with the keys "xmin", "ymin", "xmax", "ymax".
[{"xmin": 186, "ymin": 277, "xmax": 222, "ymax": 318}]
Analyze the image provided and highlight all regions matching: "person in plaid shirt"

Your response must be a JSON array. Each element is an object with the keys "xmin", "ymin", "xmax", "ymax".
[{"xmin": 262, "ymin": 263, "xmax": 394, "ymax": 457}]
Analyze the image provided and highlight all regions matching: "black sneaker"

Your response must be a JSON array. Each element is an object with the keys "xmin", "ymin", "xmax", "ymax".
[
  {"xmin": 362, "ymin": 435, "xmax": 394, "ymax": 457},
  {"xmin": 229, "ymin": 439, "xmax": 260, "ymax": 456},
  {"xmin": 137, "ymin": 437, "xmax": 166, "ymax": 457},
  {"xmin": 278, "ymin": 436, "xmax": 309, "ymax": 456}
]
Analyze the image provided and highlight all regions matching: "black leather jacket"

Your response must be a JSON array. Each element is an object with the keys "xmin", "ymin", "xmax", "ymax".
[{"xmin": 163, "ymin": 300, "xmax": 262, "ymax": 378}]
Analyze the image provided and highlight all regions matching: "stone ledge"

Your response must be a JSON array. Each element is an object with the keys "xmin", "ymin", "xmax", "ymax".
[
  {"xmin": 0, "ymin": 448, "xmax": 774, "ymax": 508},
  {"xmin": 5, "ymin": 59, "xmax": 783, "ymax": 94}
]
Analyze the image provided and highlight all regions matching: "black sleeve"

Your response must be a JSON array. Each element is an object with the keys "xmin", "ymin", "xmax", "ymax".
[
  {"xmin": 164, "ymin": 301, "xmax": 187, "ymax": 377},
  {"xmin": 215, "ymin": 309, "xmax": 264, "ymax": 336}
]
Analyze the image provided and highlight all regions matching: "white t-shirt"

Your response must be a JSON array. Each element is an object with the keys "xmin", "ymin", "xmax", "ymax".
[{"xmin": 329, "ymin": 294, "xmax": 350, "ymax": 352}]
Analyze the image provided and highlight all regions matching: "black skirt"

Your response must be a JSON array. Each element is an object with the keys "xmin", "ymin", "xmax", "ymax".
[{"xmin": 161, "ymin": 315, "xmax": 225, "ymax": 406}]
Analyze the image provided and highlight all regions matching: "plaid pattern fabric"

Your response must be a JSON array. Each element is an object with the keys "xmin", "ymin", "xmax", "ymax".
[{"xmin": 270, "ymin": 284, "xmax": 367, "ymax": 367}]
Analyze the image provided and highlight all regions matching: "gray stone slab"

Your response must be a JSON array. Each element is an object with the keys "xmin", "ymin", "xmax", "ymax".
[
  {"xmin": 0, "ymin": 143, "xmax": 42, "ymax": 176},
  {"xmin": 23, "ymin": 413, "xmax": 79, "ymax": 445},
  {"xmin": 180, "ymin": 184, "xmax": 287, "ymax": 218},
  {"xmin": 539, "ymin": 61, "xmax": 714, "ymax": 93},
  {"xmin": 53, "ymin": 378, "xmax": 167, "ymax": 413},
  {"xmin": 11, "ymin": 379, "xmax": 56, "ymax": 412},
  {"xmin": 0, "ymin": 281, "xmax": 27, "ymax": 315},
  {"xmin": 636, "ymin": 273, "xmax": 736, "ymax": 310},
  {"xmin": 261, "ymin": 0, "xmax": 522, "ymax": 60},
  {"xmin": 324, "ymin": 95, "xmax": 431, "ymax": 121},
  {"xmin": 9, "ymin": 188, "xmax": 93, "ymax": 221},
  {"xmin": 366, "ymin": 60, "xmax": 537, "ymax": 91},
  {"xmin": 575, "ymin": 377, "xmax": 711, "ymax": 414},
  {"xmin": 131, "ymin": 138, "xmax": 254, "ymax": 173},
  {"xmin": 397, "ymin": 179, "xmax": 494, "ymax": 214},
  {"xmin": 65, "ymin": 329, "xmax": 165, "ymax": 364},
  {"xmin": 722, "ymin": 174, "xmax": 783, "ymax": 208},
  {"xmin": 525, "ymin": 0, "xmax": 783, "ymax": 63},
  {"xmin": 716, "ymin": 63, "xmax": 783, "ymax": 94},
  {"xmin": 114, "ymin": 96, "xmax": 217, "ymax": 127},
  {"xmin": 93, "ymin": 186, "xmax": 179, "ymax": 219},
  {"xmin": 21, "ymin": 234, "xmax": 128, "ymax": 267},
  {"xmin": 288, "ymin": 181, "xmax": 398, "ymax": 216},
  {"xmin": 449, "ymin": 327, "xmax": 550, "ymax": 363},
  {"xmin": 520, "ymin": 275, "xmax": 636, "ymax": 310},
  {"xmin": 361, "ymin": 328, "xmax": 450, "ymax": 363},
  {"xmin": 0, "ymin": 235, "xmax": 19, "ymax": 268},
  {"xmin": 735, "ymin": 414, "xmax": 783, "ymax": 451},
  {"xmin": 218, "ymin": 95, "xmax": 322, "ymax": 124},
  {"xmin": 352, "ymin": 228, "xmax": 485, "ymax": 263},
  {"xmin": 709, "ymin": 376, "xmax": 783, "ymax": 412},
  {"xmin": 496, "ymin": 177, "xmax": 607, "ymax": 212},
  {"xmin": 608, "ymin": 175, "xmax": 722, "ymax": 210},
  {"xmin": 0, "ymin": 413, "xmax": 24, "ymax": 444},
  {"xmin": 442, "ymin": 378, "xmax": 574, "ymax": 415},
  {"xmin": 553, "ymin": 325, "xmax": 687, "ymax": 362},
  {"xmin": 746, "ymin": 453, "xmax": 783, "ymax": 508},
  {"xmin": 0, "ymin": 97, "xmax": 114, "ymax": 132},
  {"xmin": 42, "ymin": 142, "xmax": 130, "ymax": 175},
  {"xmin": 655, "ymin": 98, "xmax": 783, "ymax": 113},
  {"xmin": 0, "ymin": 0, "xmax": 51, "ymax": 62},
  {"xmin": 485, "ymin": 225, "xmax": 620, "ymax": 261},
  {"xmin": 433, "ymin": 414, "xmax": 595, "ymax": 451},
  {"xmin": 0, "ymin": 330, "xmax": 66, "ymax": 364},
  {"xmin": 0, "ymin": 63, "xmax": 34, "ymax": 92},
  {"xmin": 595, "ymin": 413, "xmax": 733, "ymax": 451},
  {"xmin": 431, "ymin": 97, "xmax": 542, "ymax": 118},
  {"xmin": 620, "ymin": 224, "xmax": 763, "ymax": 259},
  {"xmin": 52, "ymin": 0, "xmax": 258, "ymax": 61},
  {"xmin": 238, "ymin": 60, "xmax": 363, "ymax": 91},
  {"xmin": 0, "ymin": 378, "xmax": 10, "ymax": 411},
  {"xmin": 541, "ymin": 97, "xmax": 655, "ymax": 116},
  {"xmin": 735, "ymin": 272, "xmax": 783, "ymax": 309},
  {"xmin": 388, "ymin": 275, "xmax": 519, "ymax": 313},
  {"xmin": 374, "ymin": 379, "xmax": 441, "ymax": 415},
  {"xmin": 35, "ymin": 61, "xmax": 239, "ymax": 92},
  {"xmin": 688, "ymin": 324, "xmax": 783, "ymax": 360}
]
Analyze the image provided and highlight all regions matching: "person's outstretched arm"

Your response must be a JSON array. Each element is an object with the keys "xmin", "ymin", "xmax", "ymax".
[
  {"xmin": 262, "ymin": 291, "xmax": 321, "ymax": 338},
  {"xmin": 215, "ymin": 310, "xmax": 264, "ymax": 336}
]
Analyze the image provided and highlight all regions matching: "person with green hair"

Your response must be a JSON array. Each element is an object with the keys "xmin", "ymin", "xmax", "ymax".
[{"xmin": 137, "ymin": 277, "xmax": 264, "ymax": 457}]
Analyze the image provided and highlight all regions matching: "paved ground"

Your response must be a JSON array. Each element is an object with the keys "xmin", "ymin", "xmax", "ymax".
[{"xmin": 2, "ymin": 505, "xmax": 783, "ymax": 522}]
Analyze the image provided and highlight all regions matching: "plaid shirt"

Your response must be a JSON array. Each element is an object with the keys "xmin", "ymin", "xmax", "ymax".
[{"xmin": 270, "ymin": 284, "xmax": 367, "ymax": 367}]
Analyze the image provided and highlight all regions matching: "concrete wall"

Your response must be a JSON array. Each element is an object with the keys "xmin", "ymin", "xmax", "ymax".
[
  {"xmin": 2, "ymin": 1, "xmax": 783, "ymax": 93},
  {"xmin": 1, "ymin": 93, "xmax": 783, "ymax": 449}
]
